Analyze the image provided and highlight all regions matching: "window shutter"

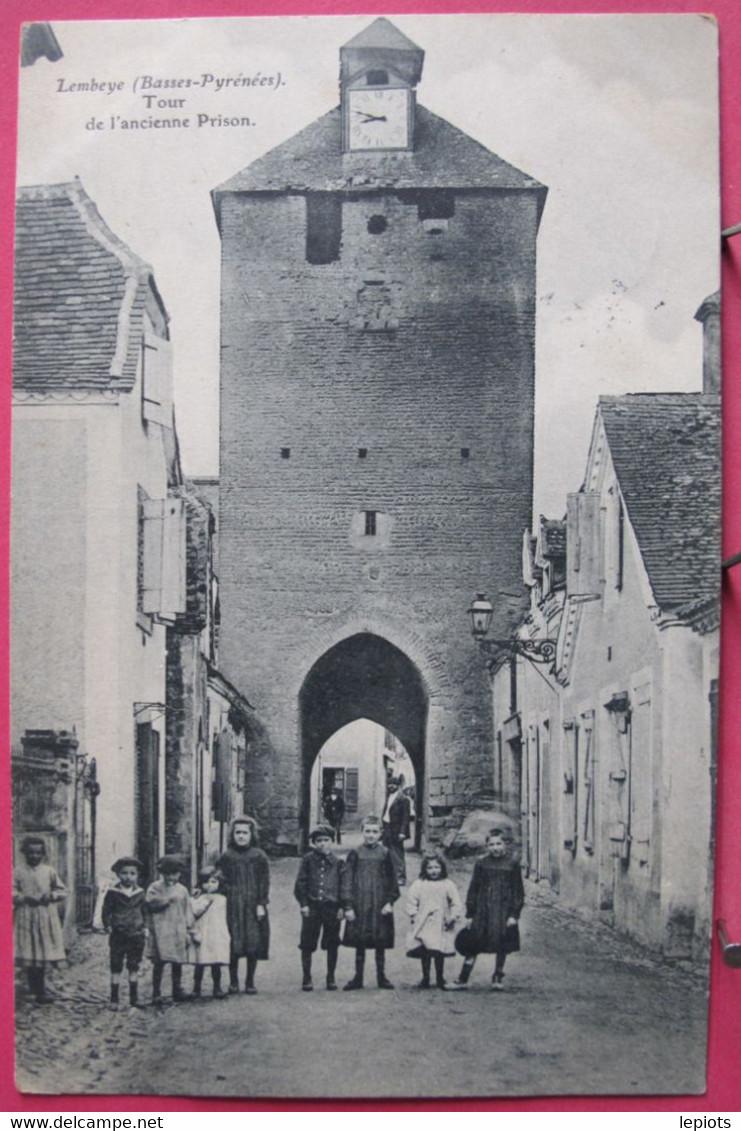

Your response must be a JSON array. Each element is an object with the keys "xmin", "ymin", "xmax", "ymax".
[
  {"xmin": 566, "ymin": 491, "xmax": 602, "ymax": 598},
  {"xmin": 212, "ymin": 730, "xmax": 231, "ymax": 822},
  {"xmin": 142, "ymin": 330, "xmax": 173, "ymax": 426},
  {"xmin": 161, "ymin": 497, "xmax": 186, "ymax": 618},
  {"xmin": 345, "ymin": 768, "xmax": 359, "ymax": 812},
  {"xmin": 141, "ymin": 497, "xmax": 186, "ymax": 617}
]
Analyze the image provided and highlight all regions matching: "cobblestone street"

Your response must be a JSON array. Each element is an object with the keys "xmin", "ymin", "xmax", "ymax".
[{"xmin": 15, "ymin": 855, "xmax": 708, "ymax": 1100}]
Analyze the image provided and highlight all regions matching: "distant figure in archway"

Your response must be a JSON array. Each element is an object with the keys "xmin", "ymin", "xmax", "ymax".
[
  {"xmin": 382, "ymin": 777, "xmax": 412, "ymax": 885},
  {"xmin": 323, "ymin": 789, "xmax": 345, "ymax": 845}
]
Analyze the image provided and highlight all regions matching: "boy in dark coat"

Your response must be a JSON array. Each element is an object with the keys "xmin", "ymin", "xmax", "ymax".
[
  {"xmin": 294, "ymin": 824, "xmax": 344, "ymax": 991},
  {"xmin": 341, "ymin": 814, "xmax": 400, "ymax": 990},
  {"xmin": 101, "ymin": 856, "xmax": 147, "ymax": 1009},
  {"xmin": 323, "ymin": 790, "xmax": 345, "ymax": 844},
  {"xmin": 450, "ymin": 827, "xmax": 524, "ymax": 991}
]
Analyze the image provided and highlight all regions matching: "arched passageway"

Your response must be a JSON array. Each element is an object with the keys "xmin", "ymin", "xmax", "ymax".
[
  {"xmin": 299, "ymin": 633, "xmax": 428, "ymax": 847},
  {"xmin": 309, "ymin": 718, "xmax": 417, "ymax": 843}
]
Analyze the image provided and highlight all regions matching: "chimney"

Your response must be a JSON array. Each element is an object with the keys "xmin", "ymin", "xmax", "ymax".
[{"xmin": 694, "ymin": 291, "xmax": 720, "ymax": 395}]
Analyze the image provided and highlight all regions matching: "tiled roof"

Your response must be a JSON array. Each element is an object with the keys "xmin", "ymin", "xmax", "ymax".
[
  {"xmin": 599, "ymin": 393, "xmax": 720, "ymax": 617},
  {"xmin": 13, "ymin": 179, "xmax": 159, "ymax": 392},
  {"xmin": 213, "ymin": 104, "xmax": 545, "ymax": 218}
]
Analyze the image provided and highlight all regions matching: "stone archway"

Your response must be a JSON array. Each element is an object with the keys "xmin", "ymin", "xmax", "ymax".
[{"xmin": 299, "ymin": 633, "xmax": 428, "ymax": 846}]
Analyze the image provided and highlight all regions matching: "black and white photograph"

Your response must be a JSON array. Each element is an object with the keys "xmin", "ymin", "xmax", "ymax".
[{"xmin": 10, "ymin": 13, "xmax": 720, "ymax": 1097}]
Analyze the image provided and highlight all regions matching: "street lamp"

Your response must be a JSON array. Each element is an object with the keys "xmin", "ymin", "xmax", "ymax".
[{"xmin": 466, "ymin": 592, "xmax": 557, "ymax": 666}]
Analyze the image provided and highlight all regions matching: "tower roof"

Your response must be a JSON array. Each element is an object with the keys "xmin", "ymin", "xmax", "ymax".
[
  {"xmin": 212, "ymin": 105, "xmax": 546, "ymax": 226},
  {"xmin": 341, "ymin": 17, "xmax": 421, "ymax": 54}
]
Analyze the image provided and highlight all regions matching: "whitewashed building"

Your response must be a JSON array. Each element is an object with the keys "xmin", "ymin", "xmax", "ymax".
[
  {"xmin": 493, "ymin": 298, "xmax": 720, "ymax": 959},
  {"xmin": 11, "ymin": 180, "xmax": 185, "ymax": 890}
]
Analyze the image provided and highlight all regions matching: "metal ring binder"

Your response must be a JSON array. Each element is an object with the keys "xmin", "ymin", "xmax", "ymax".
[{"xmin": 717, "ymin": 920, "xmax": 741, "ymax": 966}]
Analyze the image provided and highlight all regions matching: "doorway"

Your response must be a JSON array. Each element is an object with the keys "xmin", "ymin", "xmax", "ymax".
[
  {"xmin": 310, "ymin": 718, "xmax": 418, "ymax": 846},
  {"xmin": 299, "ymin": 633, "xmax": 428, "ymax": 849}
]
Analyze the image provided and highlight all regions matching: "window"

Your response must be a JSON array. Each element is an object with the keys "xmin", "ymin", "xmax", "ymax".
[
  {"xmin": 306, "ymin": 193, "xmax": 342, "ymax": 265},
  {"xmin": 280, "ymin": 448, "xmax": 291, "ymax": 459},
  {"xmin": 416, "ymin": 191, "xmax": 455, "ymax": 222},
  {"xmin": 358, "ymin": 448, "xmax": 368, "ymax": 459},
  {"xmin": 461, "ymin": 447, "xmax": 470, "ymax": 459},
  {"xmin": 351, "ymin": 508, "xmax": 391, "ymax": 548},
  {"xmin": 366, "ymin": 70, "xmax": 388, "ymax": 85},
  {"xmin": 367, "ymin": 215, "xmax": 387, "ymax": 235}
]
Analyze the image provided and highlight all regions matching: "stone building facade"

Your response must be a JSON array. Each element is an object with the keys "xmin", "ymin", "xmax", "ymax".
[
  {"xmin": 164, "ymin": 478, "xmax": 260, "ymax": 880},
  {"xmin": 213, "ymin": 19, "xmax": 547, "ymax": 848}
]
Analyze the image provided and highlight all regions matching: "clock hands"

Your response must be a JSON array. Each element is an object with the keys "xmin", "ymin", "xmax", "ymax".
[{"xmin": 353, "ymin": 111, "xmax": 388, "ymax": 123}]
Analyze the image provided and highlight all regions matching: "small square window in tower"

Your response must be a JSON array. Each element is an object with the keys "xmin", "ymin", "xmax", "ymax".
[{"xmin": 306, "ymin": 193, "xmax": 342, "ymax": 265}]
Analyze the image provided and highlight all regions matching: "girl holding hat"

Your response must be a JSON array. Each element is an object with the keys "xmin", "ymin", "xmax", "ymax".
[{"xmin": 449, "ymin": 828, "xmax": 524, "ymax": 991}]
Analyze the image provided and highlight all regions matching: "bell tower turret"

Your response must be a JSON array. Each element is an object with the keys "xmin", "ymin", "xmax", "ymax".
[{"xmin": 340, "ymin": 18, "xmax": 423, "ymax": 152}]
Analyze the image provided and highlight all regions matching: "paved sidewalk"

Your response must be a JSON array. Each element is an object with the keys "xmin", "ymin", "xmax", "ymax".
[{"xmin": 15, "ymin": 856, "xmax": 708, "ymax": 1099}]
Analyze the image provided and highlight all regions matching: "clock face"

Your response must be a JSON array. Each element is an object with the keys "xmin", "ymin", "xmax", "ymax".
[{"xmin": 347, "ymin": 88, "xmax": 410, "ymax": 151}]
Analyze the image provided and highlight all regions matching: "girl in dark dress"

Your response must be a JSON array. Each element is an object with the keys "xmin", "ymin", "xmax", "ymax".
[
  {"xmin": 341, "ymin": 814, "xmax": 400, "ymax": 990},
  {"xmin": 218, "ymin": 817, "xmax": 270, "ymax": 994},
  {"xmin": 449, "ymin": 827, "xmax": 524, "ymax": 991}
]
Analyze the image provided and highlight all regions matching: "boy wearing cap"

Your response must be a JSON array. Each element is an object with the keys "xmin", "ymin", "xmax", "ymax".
[
  {"xmin": 102, "ymin": 856, "xmax": 147, "ymax": 1009},
  {"xmin": 294, "ymin": 825, "xmax": 344, "ymax": 991}
]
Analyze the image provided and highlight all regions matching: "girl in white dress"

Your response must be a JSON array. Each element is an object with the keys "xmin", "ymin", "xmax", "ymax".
[
  {"xmin": 13, "ymin": 836, "xmax": 67, "ymax": 1003},
  {"xmin": 189, "ymin": 867, "xmax": 231, "ymax": 999},
  {"xmin": 406, "ymin": 852, "xmax": 462, "ymax": 989}
]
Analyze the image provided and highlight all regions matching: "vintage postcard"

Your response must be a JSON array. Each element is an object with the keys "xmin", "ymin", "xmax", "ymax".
[{"xmin": 11, "ymin": 14, "xmax": 719, "ymax": 1097}]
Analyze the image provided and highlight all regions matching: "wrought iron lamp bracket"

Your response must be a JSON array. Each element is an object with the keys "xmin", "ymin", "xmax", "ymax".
[{"xmin": 475, "ymin": 636, "xmax": 557, "ymax": 665}]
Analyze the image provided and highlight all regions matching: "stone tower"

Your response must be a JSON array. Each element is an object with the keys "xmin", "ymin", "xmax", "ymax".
[{"xmin": 213, "ymin": 18, "xmax": 546, "ymax": 848}]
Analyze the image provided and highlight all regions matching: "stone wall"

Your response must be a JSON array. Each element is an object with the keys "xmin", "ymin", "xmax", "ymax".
[{"xmin": 218, "ymin": 186, "xmax": 539, "ymax": 847}]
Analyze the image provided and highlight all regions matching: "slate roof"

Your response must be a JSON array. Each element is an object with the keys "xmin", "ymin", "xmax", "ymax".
[
  {"xmin": 212, "ymin": 104, "xmax": 546, "ymax": 223},
  {"xmin": 13, "ymin": 179, "xmax": 162, "ymax": 392},
  {"xmin": 599, "ymin": 393, "xmax": 720, "ymax": 618},
  {"xmin": 342, "ymin": 18, "xmax": 421, "ymax": 53}
]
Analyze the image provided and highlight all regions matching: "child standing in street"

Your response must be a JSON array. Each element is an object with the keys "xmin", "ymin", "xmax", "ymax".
[
  {"xmin": 101, "ymin": 856, "xmax": 147, "ymax": 1009},
  {"xmin": 189, "ymin": 866, "xmax": 230, "ymax": 1000},
  {"xmin": 341, "ymin": 814, "xmax": 399, "ymax": 990},
  {"xmin": 145, "ymin": 855, "xmax": 196, "ymax": 1005},
  {"xmin": 218, "ymin": 817, "xmax": 270, "ymax": 994},
  {"xmin": 13, "ymin": 836, "xmax": 67, "ymax": 1004},
  {"xmin": 406, "ymin": 852, "xmax": 462, "ymax": 989},
  {"xmin": 450, "ymin": 827, "xmax": 524, "ymax": 991},
  {"xmin": 294, "ymin": 824, "xmax": 344, "ymax": 991}
]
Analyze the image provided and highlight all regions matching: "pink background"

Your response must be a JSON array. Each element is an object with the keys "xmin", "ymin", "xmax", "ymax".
[{"xmin": 1, "ymin": 0, "xmax": 739, "ymax": 1113}]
